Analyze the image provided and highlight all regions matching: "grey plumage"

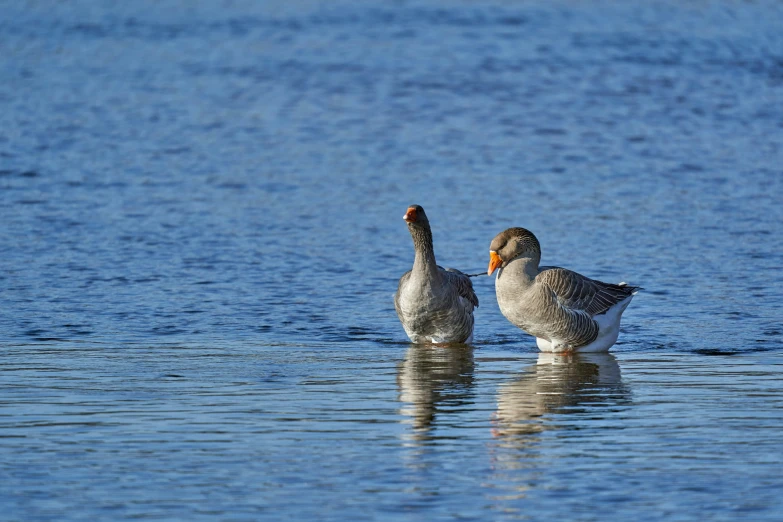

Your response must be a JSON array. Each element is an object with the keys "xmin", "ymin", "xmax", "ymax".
[
  {"xmin": 537, "ymin": 268, "xmax": 639, "ymax": 317},
  {"xmin": 443, "ymin": 267, "xmax": 480, "ymax": 308},
  {"xmin": 489, "ymin": 227, "xmax": 638, "ymax": 351},
  {"xmin": 394, "ymin": 205, "xmax": 478, "ymax": 344}
]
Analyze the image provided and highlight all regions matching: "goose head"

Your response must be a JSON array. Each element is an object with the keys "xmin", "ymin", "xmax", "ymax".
[
  {"xmin": 487, "ymin": 227, "xmax": 541, "ymax": 275},
  {"xmin": 403, "ymin": 204, "xmax": 430, "ymax": 230}
]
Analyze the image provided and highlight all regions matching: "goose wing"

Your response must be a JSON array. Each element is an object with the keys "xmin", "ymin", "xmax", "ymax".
[
  {"xmin": 537, "ymin": 267, "xmax": 635, "ymax": 317},
  {"xmin": 442, "ymin": 267, "xmax": 479, "ymax": 308}
]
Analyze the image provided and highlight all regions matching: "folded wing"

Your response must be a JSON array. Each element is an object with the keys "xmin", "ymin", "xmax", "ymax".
[
  {"xmin": 442, "ymin": 267, "xmax": 479, "ymax": 308},
  {"xmin": 537, "ymin": 267, "xmax": 636, "ymax": 317}
]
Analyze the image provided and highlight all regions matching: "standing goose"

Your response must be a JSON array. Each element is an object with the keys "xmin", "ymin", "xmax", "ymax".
[
  {"xmin": 395, "ymin": 205, "xmax": 479, "ymax": 344},
  {"xmin": 487, "ymin": 228, "xmax": 638, "ymax": 353}
]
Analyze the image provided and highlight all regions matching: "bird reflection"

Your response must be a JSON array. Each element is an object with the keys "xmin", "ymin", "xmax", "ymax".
[
  {"xmin": 485, "ymin": 353, "xmax": 629, "ymax": 506},
  {"xmin": 397, "ymin": 344, "xmax": 475, "ymax": 442},
  {"xmin": 493, "ymin": 352, "xmax": 629, "ymax": 443}
]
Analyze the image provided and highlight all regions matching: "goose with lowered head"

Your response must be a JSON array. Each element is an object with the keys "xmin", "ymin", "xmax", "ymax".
[{"xmin": 488, "ymin": 227, "xmax": 638, "ymax": 353}]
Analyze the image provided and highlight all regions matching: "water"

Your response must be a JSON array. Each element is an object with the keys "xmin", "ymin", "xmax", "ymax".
[{"xmin": 1, "ymin": 0, "xmax": 782, "ymax": 520}]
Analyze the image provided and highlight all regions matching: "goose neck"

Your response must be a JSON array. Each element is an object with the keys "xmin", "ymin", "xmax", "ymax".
[
  {"xmin": 501, "ymin": 255, "xmax": 539, "ymax": 285},
  {"xmin": 410, "ymin": 226, "xmax": 438, "ymax": 275}
]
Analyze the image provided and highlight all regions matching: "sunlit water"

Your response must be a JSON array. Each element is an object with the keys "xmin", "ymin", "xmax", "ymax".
[{"xmin": 1, "ymin": 0, "xmax": 782, "ymax": 520}]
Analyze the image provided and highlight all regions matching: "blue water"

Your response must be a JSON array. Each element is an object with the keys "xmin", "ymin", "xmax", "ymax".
[{"xmin": 1, "ymin": 0, "xmax": 783, "ymax": 520}]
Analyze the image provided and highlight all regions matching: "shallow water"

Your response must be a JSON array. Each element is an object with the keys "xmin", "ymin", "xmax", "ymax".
[{"xmin": 1, "ymin": 0, "xmax": 783, "ymax": 520}]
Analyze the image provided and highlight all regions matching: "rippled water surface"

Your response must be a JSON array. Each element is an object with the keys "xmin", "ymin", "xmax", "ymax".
[{"xmin": 1, "ymin": 0, "xmax": 782, "ymax": 520}]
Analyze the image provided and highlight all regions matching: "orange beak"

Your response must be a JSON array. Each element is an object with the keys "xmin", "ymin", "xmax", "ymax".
[
  {"xmin": 403, "ymin": 207, "xmax": 417, "ymax": 223},
  {"xmin": 487, "ymin": 251, "xmax": 503, "ymax": 275}
]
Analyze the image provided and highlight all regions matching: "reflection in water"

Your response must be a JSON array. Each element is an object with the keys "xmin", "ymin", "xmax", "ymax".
[
  {"xmin": 488, "ymin": 353, "xmax": 631, "ymax": 504},
  {"xmin": 494, "ymin": 352, "xmax": 629, "ymax": 441},
  {"xmin": 397, "ymin": 344, "xmax": 475, "ymax": 442}
]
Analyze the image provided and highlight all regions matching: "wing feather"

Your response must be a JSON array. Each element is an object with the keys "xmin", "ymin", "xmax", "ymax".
[
  {"xmin": 537, "ymin": 267, "xmax": 636, "ymax": 317},
  {"xmin": 442, "ymin": 267, "xmax": 479, "ymax": 308}
]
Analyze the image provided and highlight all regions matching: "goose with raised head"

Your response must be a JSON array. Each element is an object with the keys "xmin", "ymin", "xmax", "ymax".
[
  {"xmin": 487, "ymin": 227, "xmax": 638, "ymax": 353},
  {"xmin": 395, "ymin": 205, "xmax": 479, "ymax": 344}
]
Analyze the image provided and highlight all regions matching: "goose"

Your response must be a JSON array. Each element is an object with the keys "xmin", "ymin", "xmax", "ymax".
[
  {"xmin": 395, "ymin": 205, "xmax": 479, "ymax": 344},
  {"xmin": 487, "ymin": 227, "xmax": 638, "ymax": 352}
]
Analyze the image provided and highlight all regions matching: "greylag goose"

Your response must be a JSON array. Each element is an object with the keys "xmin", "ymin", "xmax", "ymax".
[
  {"xmin": 487, "ymin": 228, "xmax": 638, "ymax": 352},
  {"xmin": 395, "ymin": 205, "xmax": 479, "ymax": 344}
]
